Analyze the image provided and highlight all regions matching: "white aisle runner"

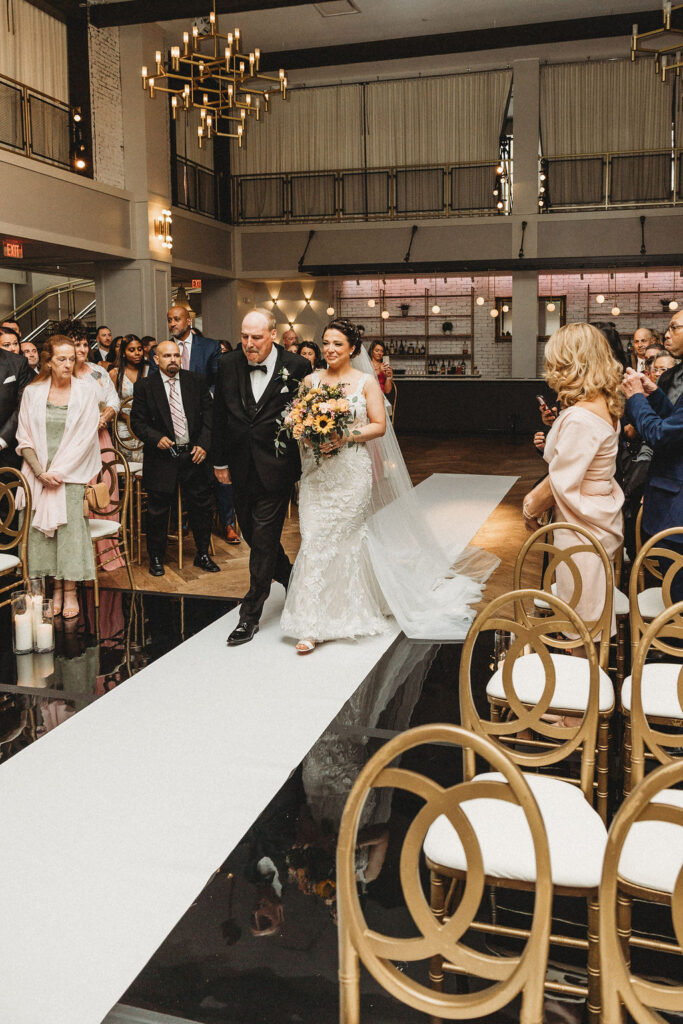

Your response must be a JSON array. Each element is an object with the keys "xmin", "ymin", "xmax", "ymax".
[{"xmin": 0, "ymin": 473, "xmax": 516, "ymax": 1024}]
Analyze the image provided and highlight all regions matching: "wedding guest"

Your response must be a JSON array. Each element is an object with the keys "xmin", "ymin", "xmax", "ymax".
[
  {"xmin": 15, "ymin": 335, "xmax": 101, "ymax": 619},
  {"xmin": 110, "ymin": 334, "xmax": 148, "ymax": 398},
  {"xmin": 0, "ymin": 326, "xmax": 21, "ymax": 354},
  {"xmin": 297, "ymin": 341, "xmax": 323, "ymax": 370},
  {"xmin": 623, "ymin": 310, "xmax": 683, "ymax": 602},
  {"xmin": 20, "ymin": 340, "xmax": 40, "ymax": 373},
  {"xmin": 523, "ymin": 323, "xmax": 624, "ymax": 633},
  {"xmin": 103, "ymin": 336, "xmax": 124, "ymax": 369},
  {"xmin": 1, "ymin": 319, "xmax": 21, "ymax": 339},
  {"xmin": 92, "ymin": 326, "xmax": 113, "ymax": 364},
  {"xmin": 368, "ymin": 341, "xmax": 394, "ymax": 396},
  {"xmin": 0, "ymin": 344, "xmax": 33, "ymax": 467},
  {"xmin": 141, "ymin": 336, "xmax": 156, "ymax": 360},
  {"xmin": 645, "ymin": 346, "xmax": 666, "ymax": 381},
  {"xmin": 630, "ymin": 326, "xmax": 654, "ymax": 372},
  {"xmin": 651, "ymin": 352, "xmax": 678, "ymax": 383},
  {"xmin": 219, "ymin": 339, "xmax": 233, "ymax": 355},
  {"xmin": 281, "ymin": 328, "xmax": 299, "ymax": 353},
  {"xmin": 165, "ymin": 306, "xmax": 221, "ymax": 386},
  {"xmin": 593, "ymin": 321, "xmax": 628, "ymax": 371},
  {"xmin": 130, "ymin": 340, "xmax": 219, "ymax": 577}
]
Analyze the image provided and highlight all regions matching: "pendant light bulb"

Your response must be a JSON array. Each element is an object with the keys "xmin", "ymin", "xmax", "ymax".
[
  {"xmin": 669, "ymin": 299, "xmax": 679, "ymax": 310},
  {"xmin": 432, "ymin": 304, "xmax": 440, "ymax": 314},
  {"xmin": 326, "ymin": 306, "xmax": 335, "ymax": 316},
  {"xmin": 546, "ymin": 301, "xmax": 556, "ymax": 312},
  {"xmin": 490, "ymin": 307, "xmax": 499, "ymax": 318},
  {"xmin": 476, "ymin": 296, "xmax": 485, "ymax": 306},
  {"xmin": 381, "ymin": 309, "xmax": 390, "ymax": 320},
  {"xmin": 596, "ymin": 293, "xmax": 606, "ymax": 304},
  {"xmin": 611, "ymin": 305, "xmax": 621, "ymax": 316},
  {"xmin": 367, "ymin": 298, "xmax": 376, "ymax": 308},
  {"xmin": 502, "ymin": 303, "xmax": 509, "ymax": 313}
]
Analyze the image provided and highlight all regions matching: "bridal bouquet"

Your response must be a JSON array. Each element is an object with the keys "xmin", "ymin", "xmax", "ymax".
[{"xmin": 276, "ymin": 381, "xmax": 356, "ymax": 464}]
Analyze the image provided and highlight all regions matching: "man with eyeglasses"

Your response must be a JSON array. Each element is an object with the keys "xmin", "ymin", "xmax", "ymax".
[{"xmin": 623, "ymin": 314, "xmax": 683, "ymax": 601}]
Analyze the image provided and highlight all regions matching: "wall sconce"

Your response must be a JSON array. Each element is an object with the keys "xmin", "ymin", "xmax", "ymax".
[{"xmin": 154, "ymin": 209, "xmax": 173, "ymax": 250}]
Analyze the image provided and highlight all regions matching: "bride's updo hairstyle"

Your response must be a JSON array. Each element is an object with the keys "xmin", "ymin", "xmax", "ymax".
[
  {"xmin": 323, "ymin": 318, "xmax": 362, "ymax": 356},
  {"xmin": 545, "ymin": 322, "xmax": 625, "ymax": 419}
]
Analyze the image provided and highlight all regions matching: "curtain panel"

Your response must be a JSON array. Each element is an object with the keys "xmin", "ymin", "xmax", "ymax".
[
  {"xmin": 364, "ymin": 70, "xmax": 512, "ymax": 167},
  {"xmin": 230, "ymin": 83, "xmax": 364, "ymax": 175},
  {"xmin": 540, "ymin": 59, "xmax": 673, "ymax": 156},
  {"xmin": 0, "ymin": 0, "xmax": 68, "ymax": 102}
]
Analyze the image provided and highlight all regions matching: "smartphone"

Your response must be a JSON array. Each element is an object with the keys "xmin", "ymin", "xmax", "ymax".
[{"xmin": 536, "ymin": 394, "xmax": 547, "ymax": 409}]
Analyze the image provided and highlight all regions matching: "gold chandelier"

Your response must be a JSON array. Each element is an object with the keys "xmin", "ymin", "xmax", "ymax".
[
  {"xmin": 631, "ymin": 2, "xmax": 683, "ymax": 79},
  {"xmin": 141, "ymin": 0, "xmax": 288, "ymax": 148}
]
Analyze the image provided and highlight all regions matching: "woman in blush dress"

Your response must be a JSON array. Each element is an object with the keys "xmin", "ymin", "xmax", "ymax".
[{"xmin": 522, "ymin": 322, "xmax": 625, "ymax": 634}]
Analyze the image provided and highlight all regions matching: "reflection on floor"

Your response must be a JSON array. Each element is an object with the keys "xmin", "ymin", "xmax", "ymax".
[{"xmin": 1, "ymin": 589, "xmax": 679, "ymax": 1024}]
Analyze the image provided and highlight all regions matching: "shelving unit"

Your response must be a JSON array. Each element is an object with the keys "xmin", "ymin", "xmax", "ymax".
[
  {"xmin": 586, "ymin": 284, "xmax": 679, "ymax": 331},
  {"xmin": 336, "ymin": 288, "xmax": 477, "ymax": 376}
]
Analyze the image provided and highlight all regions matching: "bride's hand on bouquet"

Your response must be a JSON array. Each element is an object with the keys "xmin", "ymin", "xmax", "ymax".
[{"xmin": 320, "ymin": 432, "xmax": 344, "ymax": 457}]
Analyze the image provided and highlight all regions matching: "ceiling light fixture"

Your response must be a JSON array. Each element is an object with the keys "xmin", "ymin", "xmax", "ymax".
[
  {"xmin": 632, "ymin": 6, "xmax": 683, "ymax": 79},
  {"xmin": 141, "ymin": 0, "xmax": 288, "ymax": 149}
]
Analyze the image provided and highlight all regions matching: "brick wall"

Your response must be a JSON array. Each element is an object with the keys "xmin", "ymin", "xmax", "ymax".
[{"xmin": 88, "ymin": 25, "xmax": 125, "ymax": 190}]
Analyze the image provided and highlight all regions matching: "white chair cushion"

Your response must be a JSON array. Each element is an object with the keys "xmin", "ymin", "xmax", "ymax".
[
  {"xmin": 618, "ymin": 789, "xmax": 683, "ymax": 893},
  {"xmin": 638, "ymin": 587, "xmax": 665, "ymax": 620},
  {"xmin": 115, "ymin": 462, "xmax": 142, "ymax": 476},
  {"xmin": 613, "ymin": 587, "xmax": 629, "ymax": 617},
  {"xmin": 486, "ymin": 652, "xmax": 615, "ymax": 713},
  {"xmin": 88, "ymin": 520, "xmax": 121, "ymax": 540},
  {"xmin": 423, "ymin": 772, "xmax": 607, "ymax": 889},
  {"xmin": 0, "ymin": 553, "xmax": 20, "ymax": 571},
  {"xmin": 621, "ymin": 663, "xmax": 683, "ymax": 717}
]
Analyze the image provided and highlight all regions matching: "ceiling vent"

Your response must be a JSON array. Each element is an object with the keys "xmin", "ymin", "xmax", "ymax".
[{"xmin": 314, "ymin": 0, "xmax": 361, "ymax": 16}]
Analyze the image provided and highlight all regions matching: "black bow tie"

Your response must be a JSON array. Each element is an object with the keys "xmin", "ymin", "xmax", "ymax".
[{"xmin": 248, "ymin": 363, "xmax": 268, "ymax": 373}]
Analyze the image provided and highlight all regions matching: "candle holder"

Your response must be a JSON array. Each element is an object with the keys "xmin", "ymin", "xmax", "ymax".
[
  {"xmin": 34, "ymin": 599, "xmax": 55, "ymax": 653},
  {"xmin": 15, "ymin": 652, "xmax": 35, "ymax": 686},
  {"xmin": 12, "ymin": 591, "xmax": 34, "ymax": 655}
]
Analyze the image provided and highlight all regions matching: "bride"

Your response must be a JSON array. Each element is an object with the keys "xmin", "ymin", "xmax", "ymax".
[{"xmin": 280, "ymin": 319, "xmax": 390, "ymax": 653}]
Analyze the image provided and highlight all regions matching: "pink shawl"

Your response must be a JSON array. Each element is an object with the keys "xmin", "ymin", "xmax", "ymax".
[{"xmin": 15, "ymin": 378, "xmax": 102, "ymax": 537}]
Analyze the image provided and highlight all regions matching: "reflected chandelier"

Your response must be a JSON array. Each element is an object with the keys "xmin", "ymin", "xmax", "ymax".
[
  {"xmin": 141, "ymin": 0, "xmax": 288, "ymax": 147},
  {"xmin": 631, "ymin": 1, "xmax": 683, "ymax": 79}
]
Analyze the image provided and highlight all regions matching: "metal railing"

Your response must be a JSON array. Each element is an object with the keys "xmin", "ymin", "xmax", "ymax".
[
  {"xmin": 2, "ymin": 278, "xmax": 96, "ymax": 346},
  {"xmin": 173, "ymin": 155, "xmax": 230, "ymax": 222},
  {"xmin": 0, "ymin": 72, "xmax": 70, "ymax": 171},
  {"xmin": 230, "ymin": 159, "xmax": 510, "ymax": 224},
  {"xmin": 540, "ymin": 148, "xmax": 683, "ymax": 211}
]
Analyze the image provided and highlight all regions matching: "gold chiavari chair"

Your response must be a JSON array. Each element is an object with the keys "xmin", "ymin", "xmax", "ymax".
[
  {"xmin": 622, "ymin": 600, "xmax": 683, "ymax": 795},
  {"xmin": 87, "ymin": 448, "xmax": 134, "ymax": 608},
  {"xmin": 430, "ymin": 589, "xmax": 608, "ymax": 1023},
  {"xmin": 113, "ymin": 395, "xmax": 145, "ymax": 564},
  {"xmin": 599, "ymin": 758, "xmax": 683, "ymax": 1024},
  {"xmin": 0, "ymin": 466, "xmax": 30, "ymax": 608},
  {"xmin": 487, "ymin": 522, "xmax": 615, "ymax": 821},
  {"xmin": 336, "ymin": 724, "xmax": 553, "ymax": 1024},
  {"xmin": 629, "ymin": 528, "xmax": 683, "ymax": 662}
]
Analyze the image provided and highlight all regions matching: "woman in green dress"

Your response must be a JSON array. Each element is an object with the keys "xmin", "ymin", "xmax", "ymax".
[{"xmin": 15, "ymin": 335, "xmax": 102, "ymax": 619}]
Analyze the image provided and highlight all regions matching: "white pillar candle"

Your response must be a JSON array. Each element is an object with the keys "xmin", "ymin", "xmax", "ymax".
[
  {"xmin": 34, "ymin": 652, "xmax": 54, "ymax": 681},
  {"xmin": 35, "ymin": 622, "xmax": 54, "ymax": 652},
  {"xmin": 16, "ymin": 654, "xmax": 34, "ymax": 686},
  {"xmin": 14, "ymin": 611, "xmax": 34, "ymax": 652},
  {"xmin": 31, "ymin": 594, "xmax": 43, "ymax": 637}
]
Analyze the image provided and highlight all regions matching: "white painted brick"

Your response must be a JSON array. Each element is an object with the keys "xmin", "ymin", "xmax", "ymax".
[{"xmin": 88, "ymin": 25, "xmax": 125, "ymax": 190}]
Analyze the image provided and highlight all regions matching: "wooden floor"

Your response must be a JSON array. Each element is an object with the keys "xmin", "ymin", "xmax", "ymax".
[{"xmin": 102, "ymin": 435, "xmax": 544, "ymax": 606}]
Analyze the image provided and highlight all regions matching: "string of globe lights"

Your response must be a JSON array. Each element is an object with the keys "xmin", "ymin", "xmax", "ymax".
[{"xmin": 140, "ymin": 0, "xmax": 288, "ymax": 148}]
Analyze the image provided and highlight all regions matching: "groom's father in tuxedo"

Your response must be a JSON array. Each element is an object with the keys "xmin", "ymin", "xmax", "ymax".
[{"xmin": 212, "ymin": 309, "xmax": 309, "ymax": 645}]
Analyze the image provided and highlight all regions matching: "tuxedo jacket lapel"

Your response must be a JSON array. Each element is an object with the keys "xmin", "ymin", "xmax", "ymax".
[
  {"xmin": 150, "ymin": 372, "xmax": 175, "ymax": 437},
  {"xmin": 236, "ymin": 350, "xmax": 253, "ymax": 417},
  {"xmin": 254, "ymin": 346, "xmax": 284, "ymax": 418}
]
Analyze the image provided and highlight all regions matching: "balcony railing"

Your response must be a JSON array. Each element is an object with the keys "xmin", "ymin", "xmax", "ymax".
[
  {"xmin": 0, "ymin": 72, "xmax": 70, "ymax": 171},
  {"xmin": 173, "ymin": 155, "xmax": 231, "ymax": 222},
  {"xmin": 230, "ymin": 160, "xmax": 509, "ymax": 225},
  {"xmin": 541, "ymin": 148, "xmax": 683, "ymax": 211}
]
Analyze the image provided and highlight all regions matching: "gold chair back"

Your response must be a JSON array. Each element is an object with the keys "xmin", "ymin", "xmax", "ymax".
[
  {"xmin": 336, "ymin": 723, "xmax": 552, "ymax": 1024},
  {"xmin": 0, "ymin": 466, "xmax": 31, "ymax": 604},
  {"xmin": 513, "ymin": 521, "xmax": 613, "ymax": 670},
  {"xmin": 599, "ymin": 758, "xmax": 683, "ymax": 1024},
  {"xmin": 629, "ymin": 600, "xmax": 683, "ymax": 789},
  {"xmin": 113, "ymin": 395, "xmax": 142, "ymax": 458},
  {"xmin": 94, "ymin": 447, "xmax": 131, "ymax": 523},
  {"xmin": 630, "ymin": 527, "xmax": 683, "ymax": 645},
  {"xmin": 460, "ymin": 589, "xmax": 601, "ymax": 803}
]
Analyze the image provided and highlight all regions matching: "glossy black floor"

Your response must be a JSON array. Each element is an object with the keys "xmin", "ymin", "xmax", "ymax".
[{"xmin": 0, "ymin": 588, "xmax": 679, "ymax": 1024}]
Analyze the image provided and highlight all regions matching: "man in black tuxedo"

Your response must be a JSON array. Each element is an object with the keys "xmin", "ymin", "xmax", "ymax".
[
  {"xmin": 130, "ymin": 340, "xmax": 220, "ymax": 577},
  {"xmin": 0, "ymin": 347, "xmax": 33, "ymax": 468},
  {"xmin": 212, "ymin": 309, "xmax": 310, "ymax": 645}
]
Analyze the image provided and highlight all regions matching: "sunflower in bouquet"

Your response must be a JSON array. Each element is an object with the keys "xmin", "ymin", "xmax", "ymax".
[{"xmin": 276, "ymin": 381, "xmax": 357, "ymax": 464}]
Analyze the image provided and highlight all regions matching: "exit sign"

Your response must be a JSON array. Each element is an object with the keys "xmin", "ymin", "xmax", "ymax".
[
  {"xmin": 191, "ymin": 278, "xmax": 202, "ymax": 288},
  {"xmin": 3, "ymin": 240, "xmax": 23, "ymax": 259}
]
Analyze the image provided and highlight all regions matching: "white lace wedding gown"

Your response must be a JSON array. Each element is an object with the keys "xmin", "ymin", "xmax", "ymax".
[{"xmin": 280, "ymin": 373, "xmax": 390, "ymax": 641}]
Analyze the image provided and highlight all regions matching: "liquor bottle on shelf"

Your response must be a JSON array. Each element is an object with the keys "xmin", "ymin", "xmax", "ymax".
[
  {"xmin": 440, "ymin": 359, "xmax": 446, "ymax": 375},
  {"xmin": 459, "ymin": 360, "xmax": 466, "ymax": 375},
  {"xmin": 399, "ymin": 340, "xmax": 405, "ymax": 354}
]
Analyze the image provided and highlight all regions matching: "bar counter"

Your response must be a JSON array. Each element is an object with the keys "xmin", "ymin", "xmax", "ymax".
[{"xmin": 393, "ymin": 377, "xmax": 545, "ymax": 437}]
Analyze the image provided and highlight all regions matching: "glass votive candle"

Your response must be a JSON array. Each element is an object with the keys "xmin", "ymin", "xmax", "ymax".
[
  {"xmin": 34, "ymin": 599, "xmax": 55, "ymax": 653},
  {"xmin": 12, "ymin": 591, "xmax": 34, "ymax": 654}
]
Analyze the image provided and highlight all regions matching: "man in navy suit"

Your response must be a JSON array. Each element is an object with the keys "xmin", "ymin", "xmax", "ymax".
[
  {"xmin": 165, "ymin": 305, "xmax": 221, "ymax": 387},
  {"xmin": 623, "ymin": 310, "xmax": 683, "ymax": 602}
]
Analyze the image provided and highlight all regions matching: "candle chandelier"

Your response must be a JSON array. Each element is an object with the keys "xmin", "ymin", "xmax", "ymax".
[
  {"xmin": 631, "ymin": 1, "xmax": 683, "ymax": 79},
  {"xmin": 140, "ymin": 1, "xmax": 288, "ymax": 148}
]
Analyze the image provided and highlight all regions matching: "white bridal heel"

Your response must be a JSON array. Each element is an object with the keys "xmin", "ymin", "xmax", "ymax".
[{"xmin": 295, "ymin": 639, "xmax": 316, "ymax": 655}]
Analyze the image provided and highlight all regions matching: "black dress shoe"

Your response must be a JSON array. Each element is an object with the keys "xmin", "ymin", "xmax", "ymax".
[
  {"xmin": 194, "ymin": 553, "xmax": 220, "ymax": 572},
  {"xmin": 149, "ymin": 556, "xmax": 165, "ymax": 577},
  {"xmin": 227, "ymin": 621, "xmax": 259, "ymax": 646}
]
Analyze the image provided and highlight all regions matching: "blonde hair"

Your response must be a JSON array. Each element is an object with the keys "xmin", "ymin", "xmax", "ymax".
[
  {"xmin": 544, "ymin": 323, "xmax": 624, "ymax": 419},
  {"xmin": 32, "ymin": 334, "xmax": 76, "ymax": 385}
]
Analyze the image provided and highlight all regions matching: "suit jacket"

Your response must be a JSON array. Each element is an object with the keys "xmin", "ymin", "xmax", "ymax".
[
  {"xmin": 130, "ymin": 369, "xmax": 213, "ymax": 495},
  {"xmin": 626, "ymin": 387, "xmax": 683, "ymax": 546},
  {"xmin": 0, "ymin": 349, "xmax": 34, "ymax": 466},
  {"xmin": 211, "ymin": 344, "xmax": 310, "ymax": 494},
  {"xmin": 149, "ymin": 332, "xmax": 221, "ymax": 387}
]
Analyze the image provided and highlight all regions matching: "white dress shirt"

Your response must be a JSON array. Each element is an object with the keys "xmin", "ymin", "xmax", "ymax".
[
  {"xmin": 177, "ymin": 331, "xmax": 194, "ymax": 370},
  {"xmin": 160, "ymin": 369, "xmax": 189, "ymax": 443},
  {"xmin": 249, "ymin": 344, "xmax": 278, "ymax": 403}
]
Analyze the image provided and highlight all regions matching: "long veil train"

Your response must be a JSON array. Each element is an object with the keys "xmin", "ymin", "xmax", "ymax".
[{"xmin": 352, "ymin": 346, "xmax": 499, "ymax": 640}]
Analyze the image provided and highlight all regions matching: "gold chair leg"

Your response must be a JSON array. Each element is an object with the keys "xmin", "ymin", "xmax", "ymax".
[
  {"xmin": 428, "ymin": 870, "xmax": 446, "ymax": 1024},
  {"xmin": 616, "ymin": 889, "xmax": 632, "ymax": 970},
  {"xmin": 177, "ymin": 485, "xmax": 183, "ymax": 570},
  {"xmin": 136, "ymin": 479, "xmax": 143, "ymax": 565},
  {"xmin": 616, "ymin": 616, "xmax": 626, "ymax": 694},
  {"xmin": 597, "ymin": 717, "xmax": 609, "ymax": 823},
  {"xmin": 623, "ymin": 717, "xmax": 632, "ymax": 797},
  {"xmin": 338, "ymin": 926, "xmax": 360, "ymax": 1024},
  {"xmin": 586, "ymin": 896, "xmax": 601, "ymax": 1024}
]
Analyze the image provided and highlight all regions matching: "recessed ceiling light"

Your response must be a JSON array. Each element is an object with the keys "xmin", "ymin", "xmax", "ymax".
[{"xmin": 314, "ymin": 0, "xmax": 360, "ymax": 16}]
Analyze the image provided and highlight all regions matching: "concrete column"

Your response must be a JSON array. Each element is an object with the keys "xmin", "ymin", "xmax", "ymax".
[
  {"xmin": 95, "ymin": 24, "xmax": 172, "ymax": 339},
  {"xmin": 511, "ymin": 271, "xmax": 539, "ymax": 378},
  {"xmin": 201, "ymin": 279, "xmax": 240, "ymax": 343}
]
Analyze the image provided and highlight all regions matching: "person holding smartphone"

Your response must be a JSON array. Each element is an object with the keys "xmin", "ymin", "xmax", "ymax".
[{"xmin": 368, "ymin": 341, "xmax": 394, "ymax": 396}]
